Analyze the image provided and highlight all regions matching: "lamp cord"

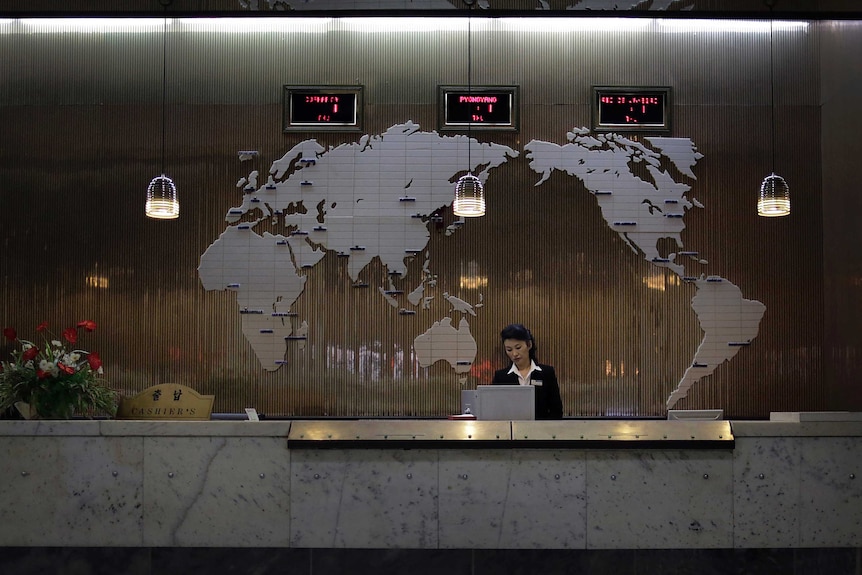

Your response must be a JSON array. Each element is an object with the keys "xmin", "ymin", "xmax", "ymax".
[
  {"xmin": 160, "ymin": 0, "xmax": 171, "ymax": 176},
  {"xmin": 466, "ymin": 0, "xmax": 474, "ymax": 175},
  {"xmin": 161, "ymin": 15, "xmax": 167, "ymax": 175},
  {"xmin": 768, "ymin": 1, "xmax": 776, "ymax": 173}
]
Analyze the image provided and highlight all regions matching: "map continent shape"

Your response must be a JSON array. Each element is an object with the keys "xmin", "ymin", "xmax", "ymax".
[
  {"xmin": 199, "ymin": 122, "xmax": 516, "ymax": 370},
  {"xmin": 524, "ymin": 127, "xmax": 764, "ymax": 409}
]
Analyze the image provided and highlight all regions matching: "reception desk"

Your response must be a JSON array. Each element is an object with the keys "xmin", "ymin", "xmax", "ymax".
[{"xmin": 0, "ymin": 418, "xmax": 860, "ymax": 573}]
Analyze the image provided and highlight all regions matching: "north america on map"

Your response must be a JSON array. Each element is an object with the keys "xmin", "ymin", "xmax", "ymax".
[{"xmin": 524, "ymin": 128, "xmax": 765, "ymax": 407}]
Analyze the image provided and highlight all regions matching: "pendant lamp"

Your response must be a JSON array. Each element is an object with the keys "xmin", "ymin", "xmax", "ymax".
[
  {"xmin": 757, "ymin": 1, "xmax": 790, "ymax": 218},
  {"xmin": 453, "ymin": 0, "xmax": 485, "ymax": 218},
  {"xmin": 146, "ymin": 1, "xmax": 179, "ymax": 220}
]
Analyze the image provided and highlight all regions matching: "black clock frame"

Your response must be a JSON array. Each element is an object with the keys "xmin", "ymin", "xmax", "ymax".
[
  {"xmin": 592, "ymin": 86, "xmax": 672, "ymax": 133},
  {"xmin": 438, "ymin": 85, "xmax": 519, "ymax": 132},
  {"xmin": 283, "ymin": 85, "xmax": 364, "ymax": 132}
]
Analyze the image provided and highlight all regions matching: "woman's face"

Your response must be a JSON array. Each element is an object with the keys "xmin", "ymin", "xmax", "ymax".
[{"xmin": 503, "ymin": 338, "xmax": 532, "ymax": 369}]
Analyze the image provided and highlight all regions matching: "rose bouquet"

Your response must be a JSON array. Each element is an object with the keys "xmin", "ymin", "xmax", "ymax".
[{"xmin": 0, "ymin": 320, "xmax": 117, "ymax": 419}]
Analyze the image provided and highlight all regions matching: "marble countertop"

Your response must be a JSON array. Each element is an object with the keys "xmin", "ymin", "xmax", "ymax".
[
  {"xmin": 0, "ymin": 420, "xmax": 293, "ymax": 437},
  {"xmin": 730, "ymin": 420, "xmax": 862, "ymax": 437}
]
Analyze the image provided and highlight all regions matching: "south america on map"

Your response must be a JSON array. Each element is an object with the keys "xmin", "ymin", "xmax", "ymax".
[{"xmin": 524, "ymin": 128, "xmax": 765, "ymax": 407}]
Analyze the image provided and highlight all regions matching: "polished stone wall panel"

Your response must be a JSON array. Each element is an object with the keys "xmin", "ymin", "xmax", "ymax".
[
  {"xmin": 732, "ymin": 436, "xmax": 801, "ymax": 547},
  {"xmin": 799, "ymin": 437, "xmax": 862, "ymax": 547},
  {"xmin": 585, "ymin": 450, "xmax": 734, "ymax": 549},
  {"xmin": 496, "ymin": 449, "xmax": 587, "ymax": 549},
  {"xmin": 142, "ymin": 436, "xmax": 291, "ymax": 547},
  {"xmin": 0, "ymin": 434, "xmax": 143, "ymax": 547},
  {"xmin": 437, "ymin": 450, "xmax": 515, "ymax": 549},
  {"xmin": 1, "ymin": 421, "xmax": 860, "ymax": 553},
  {"xmin": 290, "ymin": 448, "xmax": 439, "ymax": 548},
  {"xmin": 437, "ymin": 448, "xmax": 587, "ymax": 550}
]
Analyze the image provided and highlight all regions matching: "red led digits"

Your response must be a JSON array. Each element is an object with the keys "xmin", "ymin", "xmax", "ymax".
[
  {"xmin": 290, "ymin": 92, "xmax": 357, "ymax": 125},
  {"xmin": 304, "ymin": 95, "xmax": 341, "ymax": 104},
  {"xmin": 446, "ymin": 92, "xmax": 511, "ymax": 125},
  {"xmin": 440, "ymin": 86, "xmax": 518, "ymax": 131},
  {"xmin": 594, "ymin": 88, "xmax": 670, "ymax": 131},
  {"xmin": 628, "ymin": 96, "xmax": 659, "ymax": 105},
  {"xmin": 458, "ymin": 95, "xmax": 498, "ymax": 104},
  {"xmin": 284, "ymin": 86, "xmax": 362, "ymax": 132}
]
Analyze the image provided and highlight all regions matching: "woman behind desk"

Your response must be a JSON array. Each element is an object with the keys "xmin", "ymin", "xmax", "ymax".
[{"xmin": 492, "ymin": 323, "xmax": 563, "ymax": 420}]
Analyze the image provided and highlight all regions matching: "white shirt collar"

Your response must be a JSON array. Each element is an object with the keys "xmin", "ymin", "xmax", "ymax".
[
  {"xmin": 508, "ymin": 360, "xmax": 541, "ymax": 374},
  {"xmin": 507, "ymin": 360, "xmax": 541, "ymax": 384}
]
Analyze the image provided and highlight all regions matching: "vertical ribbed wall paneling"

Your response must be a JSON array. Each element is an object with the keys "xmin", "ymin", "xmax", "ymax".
[{"xmin": 0, "ymin": 17, "xmax": 834, "ymax": 418}]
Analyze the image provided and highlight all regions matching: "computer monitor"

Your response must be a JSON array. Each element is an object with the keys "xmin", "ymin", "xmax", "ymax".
[
  {"xmin": 475, "ymin": 385, "xmax": 535, "ymax": 421},
  {"xmin": 460, "ymin": 389, "xmax": 479, "ymax": 416}
]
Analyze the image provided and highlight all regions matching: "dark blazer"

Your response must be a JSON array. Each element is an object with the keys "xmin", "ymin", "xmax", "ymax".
[{"xmin": 492, "ymin": 363, "xmax": 563, "ymax": 420}]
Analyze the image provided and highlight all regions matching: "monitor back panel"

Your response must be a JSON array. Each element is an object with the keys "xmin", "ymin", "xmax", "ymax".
[{"xmin": 476, "ymin": 385, "xmax": 535, "ymax": 421}]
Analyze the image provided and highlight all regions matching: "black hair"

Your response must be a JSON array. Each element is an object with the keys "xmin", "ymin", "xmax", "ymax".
[{"xmin": 499, "ymin": 323, "xmax": 537, "ymax": 361}]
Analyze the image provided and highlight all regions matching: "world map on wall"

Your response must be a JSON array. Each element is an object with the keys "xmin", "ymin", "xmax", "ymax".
[{"xmin": 198, "ymin": 121, "xmax": 765, "ymax": 409}]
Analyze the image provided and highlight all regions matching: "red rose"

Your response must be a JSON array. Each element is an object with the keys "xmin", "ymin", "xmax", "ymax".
[
  {"xmin": 37, "ymin": 369, "xmax": 50, "ymax": 379},
  {"xmin": 63, "ymin": 327, "xmax": 78, "ymax": 344},
  {"xmin": 87, "ymin": 352, "xmax": 102, "ymax": 371},
  {"xmin": 22, "ymin": 347, "xmax": 39, "ymax": 362},
  {"xmin": 57, "ymin": 362, "xmax": 75, "ymax": 375},
  {"xmin": 3, "ymin": 327, "xmax": 15, "ymax": 341},
  {"xmin": 36, "ymin": 322, "xmax": 48, "ymax": 332},
  {"xmin": 76, "ymin": 320, "xmax": 97, "ymax": 332}
]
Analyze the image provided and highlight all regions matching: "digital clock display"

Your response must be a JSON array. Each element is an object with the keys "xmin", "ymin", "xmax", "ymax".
[
  {"xmin": 439, "ymin": 85, "xmax": 519, "ymax": 132},
  {"xmin": 592, "ymin": 86, "xmax": 671, "ymax": 132},
  {"xmin": 283, "ymin": 85, "xmax": 363, "ymax": 132}
]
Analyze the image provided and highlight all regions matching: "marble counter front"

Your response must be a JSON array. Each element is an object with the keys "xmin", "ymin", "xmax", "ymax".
[{"xmin": 0, "ymin": 419, "xmax": 859, "ymax": 550}]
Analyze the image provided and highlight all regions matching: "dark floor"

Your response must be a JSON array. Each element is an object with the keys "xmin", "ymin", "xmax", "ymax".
[{"xmin": 0, "ymin": 547, "xmax": 860, "ymax": 575}]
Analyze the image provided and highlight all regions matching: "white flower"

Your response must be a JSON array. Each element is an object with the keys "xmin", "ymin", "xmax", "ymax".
[
  {"xmin": 22, "ymin": 343, "xmax": 33, "ymax": 351},
  {"xmin": 69, "ymin": 352, "xmax": 81, "ymax": 363},
  {"xmin": 51, "ymin": 340, "xmax": 62, "ymax": 348},
  {"xmin": 39, "ymin": 359, "xmax": 52, "ymax": 371},
  {"xmin": 97, "ymin": 367, "xmax": 104, "ymax": 375}
]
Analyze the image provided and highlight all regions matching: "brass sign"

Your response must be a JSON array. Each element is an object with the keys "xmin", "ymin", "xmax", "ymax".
[{"xmin": 117, "ymin": 383, "xmax": 214, "ymax": 421}]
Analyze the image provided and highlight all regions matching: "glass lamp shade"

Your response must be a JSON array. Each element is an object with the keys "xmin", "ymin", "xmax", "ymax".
[
  {"xmin": 757, "ymin": 173, "xmax": 790, "ymax": 217},
  {"xmin": 146, "ymin": 174, "xmax": 180, "ymax": 220},
  {"xmin": 453, "ymin": 174, "xmax": 485, "ymax": 217}
]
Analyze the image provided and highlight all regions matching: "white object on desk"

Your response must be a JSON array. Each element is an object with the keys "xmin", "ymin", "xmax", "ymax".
[{"xmin": 667, "ymin": 409, "xmax": 724, "ymax": 421}]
